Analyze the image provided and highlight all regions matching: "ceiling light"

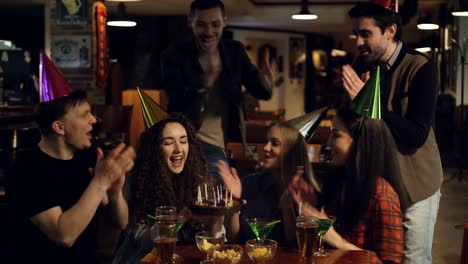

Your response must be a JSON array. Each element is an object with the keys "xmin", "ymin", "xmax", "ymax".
[
  {"xmin": 417, "ymin": 23, "xmax": 439, "ymax": 30},
  {"xmin": 331, "ymin": 49, "xmax": 347, "ymax": 57},
  {"xmin": 415, "ymin": 47, "xmax": 431, "ymax": 53},
  {"xmin": 107, "ymin": 2, "xmax": 137, "ymax": 27},
  {"xmin": 452, "ymin": 11, "xmax": 468, "ymax": 16},
  {"xmin": 417, "ymin": 13, "xmax": 439, "ymax": 30},
  {"xmin": 452, "ymin": 0, "xmax": 468, "ymax": 16},
  {"xmin": 292, "ymin": 0, "xmax": 317, "ymax": 20}
]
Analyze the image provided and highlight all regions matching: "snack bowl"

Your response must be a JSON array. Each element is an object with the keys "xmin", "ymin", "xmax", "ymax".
[
  {"xmin": 245, "ymin": 239, "xmax": 277, "ymax": 264},
  {"xmin": 212, "ymin": 244, "xmax": 244, "ymax": 264}
]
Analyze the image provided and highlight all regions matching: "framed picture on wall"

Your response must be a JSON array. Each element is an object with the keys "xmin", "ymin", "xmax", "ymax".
[
  {"xmin": 56, "ymin": 0, "xmax": 88, "ymax": 25},
  {"xmin": 289, "ymin": 37, "xmax": 306, "ymax": 79},
  {"xmin": 51, "ymin": 35, "xmax": 91, "ymax": 68}
]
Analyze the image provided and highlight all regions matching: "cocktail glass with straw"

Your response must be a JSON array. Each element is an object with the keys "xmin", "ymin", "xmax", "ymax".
[
  {"xmin": 246, "ymin": 218, "xmax": 281, "ymax": 244},
  {"xmin": 313, "ymin": 216, "xmax": 336, "ymax": 257}
]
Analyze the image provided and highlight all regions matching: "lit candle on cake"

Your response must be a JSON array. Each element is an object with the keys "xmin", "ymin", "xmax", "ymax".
[
  {"xmin": 197, "ymin": 186, "xmax": 202, "ymax": 204},
  {"xmin": 213, "ymin": 188, "xmax": 217, "ymax": 206},
  {"xmin": 225, "ymin": 188, "xmax": 228, "ymax": 207}
]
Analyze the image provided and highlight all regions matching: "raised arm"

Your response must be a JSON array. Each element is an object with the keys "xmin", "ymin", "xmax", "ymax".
[
  {"xmin": 218, "ymin": 161, "xmax": 242, "ymax": 242},
  {"xmin": 102, "ymin": 145, "xmax": 136, "ymax": 229},
  {"xmin": 238, "ymin": 42, "xmax": 273, "ymax": 100}
]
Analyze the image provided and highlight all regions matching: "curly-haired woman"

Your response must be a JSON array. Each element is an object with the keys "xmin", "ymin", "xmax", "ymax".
[{"xmin": 113, "ymin": 113, "xmax": 210, "ymax": 264}]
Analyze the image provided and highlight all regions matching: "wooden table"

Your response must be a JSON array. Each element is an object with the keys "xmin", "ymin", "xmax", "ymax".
[{"xmin": 139, "ymin": 245, "xmax": 375, "ymax": 264}]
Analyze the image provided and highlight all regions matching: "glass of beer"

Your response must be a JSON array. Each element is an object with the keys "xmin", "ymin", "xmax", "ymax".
[
  {"xmin": 155, "ymin": 206, "xmax": 177, "ymax": 223},
  {"xmin": 296, "ymin": 216, "xmax": 319, "ymax": 258},
  {"xmin": 151, "ymin": 221, "xmax": 177, "ymax": 264}
]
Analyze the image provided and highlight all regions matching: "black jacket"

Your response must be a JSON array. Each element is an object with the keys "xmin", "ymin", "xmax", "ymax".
[{"xmin": 160, "ymin": 38, "xmax": 272, "ymax": 144}]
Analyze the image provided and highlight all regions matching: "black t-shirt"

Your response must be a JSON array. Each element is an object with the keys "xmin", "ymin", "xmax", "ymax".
[{"xmin": 6, "ymin": 146, "xmax": 98, "ymax": 264}]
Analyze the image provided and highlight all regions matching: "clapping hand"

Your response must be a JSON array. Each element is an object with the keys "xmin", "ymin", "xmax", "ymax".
[
  {"xmin": 288, "ymin": 166, "xmax": 327, "ymax": 218},
  {"xmin": 218, "ymin": 161, "xmax": 242, "ymax": 199},
  {"xmin": 288, "ymin": 166, "xmax": 317, "ymax": 207},
  {"xmin": 92, "ymin": 143, "xmax": 135, "ymax": 205},
  {"xmin": 341, "ymin": 64, "xmax": 370, "ymax": 100},
  {"xmin": 259, "ymin": 48, "xmax": 278, "ymax": 89}
]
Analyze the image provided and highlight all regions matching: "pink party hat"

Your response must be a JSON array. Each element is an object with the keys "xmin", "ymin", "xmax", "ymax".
[{"xmin": 39, "ymin": 50, "xmax": 73, "ymax": 102}]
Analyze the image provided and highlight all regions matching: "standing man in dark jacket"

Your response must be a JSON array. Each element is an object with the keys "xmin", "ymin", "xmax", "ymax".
[
  {"xmin": 160, "ymin": 0, "xmax": 275, "ymax": 182},
  {"xmin": 342, "ymin": 3, "xmax": 443, "ymax": 263}
]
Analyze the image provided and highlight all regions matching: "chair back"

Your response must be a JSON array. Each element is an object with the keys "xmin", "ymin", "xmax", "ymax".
[
  {"xmin": 462, "ymin": 223, "xmax": 468, "ymax": 264},
  {"xmin": 93, "ymin": 104, "xmax": 133, "ymax": 146}
]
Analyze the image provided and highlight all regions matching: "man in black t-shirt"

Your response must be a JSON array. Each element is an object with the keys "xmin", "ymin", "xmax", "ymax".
[{"xmin": 7, "ymin": 90, "xmax": 136, "ymax": 264}]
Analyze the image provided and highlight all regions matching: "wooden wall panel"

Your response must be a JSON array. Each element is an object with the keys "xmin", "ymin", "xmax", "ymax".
[{"xmin": 122, "ymin": 89, "xmax": 164, "ymax": 149}]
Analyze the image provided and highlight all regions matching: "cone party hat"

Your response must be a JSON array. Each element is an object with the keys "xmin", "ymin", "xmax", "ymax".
[
  {"xmin": 39, "ymin": 50, "xmax": 74, "ymax": 102},
  {"xmin": 284, "ymin": 106, "xmax": 328, "ymax": 142},
  {"xmin": 350, "ymin": 66, "xmax": 381, "ymax": 119},
  {"xmin": 137, "ymin": 87, "xmax": 169, "ymax": 129}
]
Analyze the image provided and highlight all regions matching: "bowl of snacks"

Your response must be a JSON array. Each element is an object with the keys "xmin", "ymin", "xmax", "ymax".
[
  {"xmin": 212, "ymin": 244, "xmax": 244, "ymax": 264},
  {"xmin": 246, "ymin": 239, "xmax": 277, "ymax": 264},
  {"xmin": 195, "ymin": 231, "xmax": 225, "ymax": 263}
]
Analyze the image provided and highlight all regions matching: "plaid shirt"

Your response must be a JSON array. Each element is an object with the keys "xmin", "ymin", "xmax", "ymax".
[{"xmin": 337, "ymin": 177, "xmax": 403, "ymax": 264}]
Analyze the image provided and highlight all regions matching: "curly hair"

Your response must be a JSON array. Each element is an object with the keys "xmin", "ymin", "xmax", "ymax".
[{"xmin": 130, "ymin": 113, "xmax": 210, "ymax": 226}]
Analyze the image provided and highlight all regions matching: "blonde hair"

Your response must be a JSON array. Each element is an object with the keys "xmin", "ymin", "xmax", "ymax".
[{"xmin": 274, "ymin": 123, "xmax": 320, "ymax": 193}]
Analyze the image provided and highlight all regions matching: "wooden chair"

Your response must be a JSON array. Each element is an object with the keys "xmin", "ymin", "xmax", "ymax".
[
  {"xmin": 461, "ymin": 223, "xmax": 468, "ymax": 264},
  {"xmin": 93, "ymin": 104, "xmax": 133, "ymax": 149}
]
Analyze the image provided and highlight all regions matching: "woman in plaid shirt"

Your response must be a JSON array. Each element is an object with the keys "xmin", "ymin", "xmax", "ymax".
[{"xmin": 289, "ymin": 107, "xmax": 409, "ymax": 264}]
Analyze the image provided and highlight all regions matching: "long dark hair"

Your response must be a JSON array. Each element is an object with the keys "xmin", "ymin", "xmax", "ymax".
[
  {"xmin": 131, "ymin": 113, "xmax": 209, "ymax": 226},
  {"xmin": 324, "ymin": 107, "xmax": 408, "ymax": 229}
]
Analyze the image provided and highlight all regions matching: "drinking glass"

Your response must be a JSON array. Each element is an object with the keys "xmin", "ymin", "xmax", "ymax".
[
  {"xmin": 195, "ymin": 231, "xmax": 225, "ymax": 264},
  {"xmin": 175, "ymin": 215, "xmax": 187, "ymax": 232},
  {"xmin": 154, "ymin": 206, "xmax": 185, "ymax": 261},
  {"xmin": 246, "ymin": 218, "xmax": 281, "ymax": 243},
  {"xmin": 151, "ymin": 221, "xmax": 177, "ymax": 264},
  {"xmin": 313, "ymin": 216, "xmax": 336, "ymax": 257},
  {"xmin": 155, "ymin": 206, "xmax": 177, "ymax": 222},
  {"xmin": 246, "ymin": 239, "xmax": 277, "ymax": 264},
  {"xmin": 295, "ymin": 216, "xmax": 319, "ymax": 258}
]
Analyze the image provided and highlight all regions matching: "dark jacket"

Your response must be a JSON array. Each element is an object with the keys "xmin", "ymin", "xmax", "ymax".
[{"xmin": 160, "ymin": 38, "xmax": 272, "ymax": 144}]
